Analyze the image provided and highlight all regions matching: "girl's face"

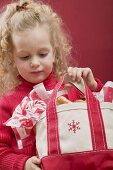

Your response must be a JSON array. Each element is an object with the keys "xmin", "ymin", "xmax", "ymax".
[{"xmin": 12, "ymin": 24, "xmax": 55, "ymax": 84}]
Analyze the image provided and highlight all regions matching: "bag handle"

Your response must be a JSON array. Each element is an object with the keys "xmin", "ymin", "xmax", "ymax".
[{"xmin": 46, "ymin": 74, "xmax": 107, "ymax": 155}]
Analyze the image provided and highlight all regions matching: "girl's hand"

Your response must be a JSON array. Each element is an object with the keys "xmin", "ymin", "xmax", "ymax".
[
  {"xmin": 67, "ymin": 67, "xmax": 97, "ymax": 91},
  {"xmin": 24, "ymin": 156, "xmax": 41, "ymax": 170}
]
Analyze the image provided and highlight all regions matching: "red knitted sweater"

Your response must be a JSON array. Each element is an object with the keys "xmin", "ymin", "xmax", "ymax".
[{"xmin": 0, "ymin": 73, "xmax": 103, "ymax": 170}]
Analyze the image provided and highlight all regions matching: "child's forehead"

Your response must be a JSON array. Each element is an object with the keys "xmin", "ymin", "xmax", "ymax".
[
  {"xmin": 11, "ymin": 24, "xmax": 53, "ymax": 53},
  {"xmin": 12, "ymin": 23, "xmax": 50, "ymax": 36}
]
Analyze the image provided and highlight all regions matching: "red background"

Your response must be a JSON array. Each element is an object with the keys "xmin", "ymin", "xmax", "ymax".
[{"xmin": 0, "ymin": 0, "xmax": 113, "ymax": 83}]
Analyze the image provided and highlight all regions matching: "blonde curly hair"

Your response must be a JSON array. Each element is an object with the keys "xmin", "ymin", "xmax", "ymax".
[{"xmin": 0, "ymin": 0, "xmax": 72, "ymax": 96}]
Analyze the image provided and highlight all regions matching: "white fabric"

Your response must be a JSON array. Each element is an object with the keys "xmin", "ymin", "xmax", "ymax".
[
  {"xmin": 101, "ymin": 102, "xmax": 113, "ymax": 148},
  {"xmin": 36, "ymin": 102, "xmax": 113, "ymax": 159}
]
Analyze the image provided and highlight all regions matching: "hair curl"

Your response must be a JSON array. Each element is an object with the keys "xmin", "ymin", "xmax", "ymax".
[{"xmin": 0, "ymin": 0, "xmax": 72, "ymax": 96}]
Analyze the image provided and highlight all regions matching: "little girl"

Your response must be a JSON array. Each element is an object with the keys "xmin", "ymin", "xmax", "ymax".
[{"xmin": 0, "ymin": 0, "xmax": 103, "ymax": 170}]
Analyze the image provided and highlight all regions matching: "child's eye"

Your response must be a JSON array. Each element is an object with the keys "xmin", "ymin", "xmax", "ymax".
[
  {"xmin": 39, "ymin": 53, "xmax": 48, "ymax": 57},
  {"xmin": 20, "ymin": 56, "xmax": 30, "ymax": 60}
]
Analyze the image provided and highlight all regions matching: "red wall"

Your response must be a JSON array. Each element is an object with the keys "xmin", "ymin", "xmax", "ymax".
[{"xmin": 0, "ymin": 0, "xmax": 113, "ymax": 83}]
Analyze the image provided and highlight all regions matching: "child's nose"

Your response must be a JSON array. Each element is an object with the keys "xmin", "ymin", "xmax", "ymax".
[{"xmin": 30, "ymin": 56, "xmax": 40, "ymax": 68}]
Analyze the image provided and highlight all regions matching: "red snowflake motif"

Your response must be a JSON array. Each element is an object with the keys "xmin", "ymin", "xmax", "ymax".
[{"xmin": 68, "ymin": 120, "xmax": 80, "ymax": 133}]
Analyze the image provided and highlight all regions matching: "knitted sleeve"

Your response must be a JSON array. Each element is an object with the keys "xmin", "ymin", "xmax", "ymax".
[
  {"xmin": 0, "ymin": 96, "xmax": 30, "ymax": 170},
  {"xmin": 68, "ymin": 78, "xmax": 103, "ymax": 101},
  {"xmin": 93, "ymin": 78, "xmax": 103, "ymax": 92}
]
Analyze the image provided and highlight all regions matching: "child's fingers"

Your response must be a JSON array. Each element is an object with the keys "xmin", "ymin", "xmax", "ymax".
[
  {"xmin": 32, "ymin": 156, "xmax": 41, "ymax": 165},
  {"xmin": 68, "ymin": 67, "xmax": 83, "ymax": 82},
  {"xmin": 67, "ymin": 67, "xmax": 77, "ymax": 81},
  {"xmin": 24, "ymin": 156, "xmax": 41, "ymax": 170},
  {"xmin": 67, "ymin": 67, "xmax": 93, "ymax": 83},
  {"xmin": 76, "ymin": 68, "xmax": 83, "ymax": 82},
  {"xmin": 31, "ymin": 163, "xmax": 41, "ymax": 170},
  {"xmin": 82, "ymin": 68, "xmax": 92, "ymax": 78},
  {"xmin": 67, "ymin": 67, "xmax": 75, "ymax": 76}
]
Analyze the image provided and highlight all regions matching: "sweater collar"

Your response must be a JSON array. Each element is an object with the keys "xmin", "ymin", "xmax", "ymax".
[{"xmin": 17, "ymin": 71, "xmax": 57, "ymax": 90}]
